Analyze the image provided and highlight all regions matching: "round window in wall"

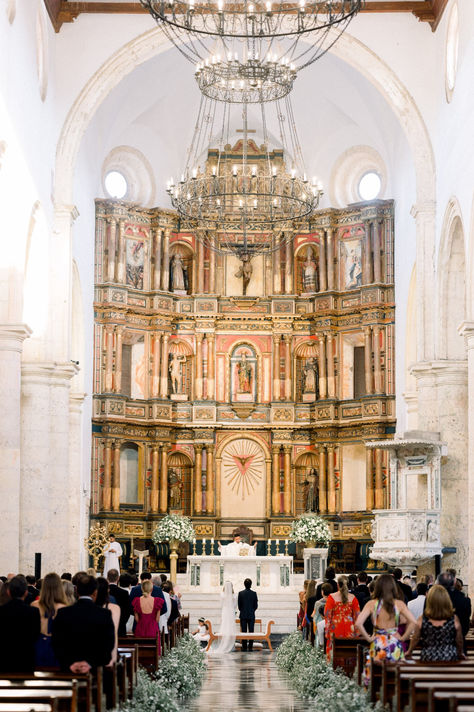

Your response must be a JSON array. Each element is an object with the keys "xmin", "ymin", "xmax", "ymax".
[
  {"xmin": 445, "ymin": 2, "xmax": 459, "ymax": 101},
  {"xmin": 358, "ymin": 171, "xmax": 381, "ymax": 201},
  {"xmin": 104, "ymin": 170, "xmax": 128, "ymax": 199}
]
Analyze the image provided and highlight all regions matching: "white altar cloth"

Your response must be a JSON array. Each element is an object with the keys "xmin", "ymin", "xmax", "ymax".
[{"xmin": 186, "ymin": 555, "xmax": 293, "ymax": 591}]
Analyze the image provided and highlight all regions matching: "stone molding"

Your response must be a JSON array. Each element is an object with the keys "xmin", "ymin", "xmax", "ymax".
[
  {"xmin": 411, "ymin": 359, "xmax": 468, "ymax": 387},
  {"xmin": 0, "ymin": 324, "xmax": 32, "ymax": 352},
  {"xmin": 21, "ymin": 361, "xmax": 78, "ymax": 386}
]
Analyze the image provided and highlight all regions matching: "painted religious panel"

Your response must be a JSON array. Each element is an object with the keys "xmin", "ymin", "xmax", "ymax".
[
  {"xmin": 340, "ymin": 237, "xmax": 363, "ymax": 290},
  {"xmin": 131, "ymin": 341, "xmax": 146, "ymax": 399},
  {"xmin": 126, "ymin": 238, "xmax": 144, "ymax": 289},
  {"xmin": 221, "ymin": 438, "xmax": 266, "ymax": 518},
  {"xmin": 230, "ymin": 344, "xmax": 257, "ymax": 403}
]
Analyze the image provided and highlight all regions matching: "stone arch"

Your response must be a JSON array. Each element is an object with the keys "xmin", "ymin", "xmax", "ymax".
[
  {"xmin": 437, "ymin": 198, "xmax": 466, "ymax": 360},
  {"xmin": 216, "ymin": 431, "xmax": 270, "ymax": 460}
]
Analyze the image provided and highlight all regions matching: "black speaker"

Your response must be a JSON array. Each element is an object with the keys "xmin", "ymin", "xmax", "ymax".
[{"xmin": 34, "ymin": 553, "xmax": 42, "ymax": 581}]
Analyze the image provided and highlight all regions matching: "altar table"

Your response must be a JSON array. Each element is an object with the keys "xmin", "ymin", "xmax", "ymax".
[{"xmin": 186, "ymin": 555, "xmax": 293, "ymax": 591}]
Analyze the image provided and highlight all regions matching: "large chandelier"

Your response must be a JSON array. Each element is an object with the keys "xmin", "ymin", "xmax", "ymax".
[
  {"xmin": 166, "ymin": 93, "xmax": 323, "ymax": 255},
  {"xmin": 140, "ymin": 0, "xmax": 363, "ymax": 70}
]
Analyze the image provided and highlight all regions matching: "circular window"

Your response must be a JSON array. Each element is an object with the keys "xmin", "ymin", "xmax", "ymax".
[
  {"xmin": 445, "ymin": 2, "xmax": 459, "ymax": 101},
  {"xmin": 358, "ymin": 172, "xmax": 381, "ymax": 201},
  {"xmin": 104, "ymin": 171, "xmax": 128, "ymax": 199}
]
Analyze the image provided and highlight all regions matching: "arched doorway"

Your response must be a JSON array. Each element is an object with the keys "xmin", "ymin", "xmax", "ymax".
[{"xmin": 294, "ymin": 451, "xmax": 319, "ymax": 515}]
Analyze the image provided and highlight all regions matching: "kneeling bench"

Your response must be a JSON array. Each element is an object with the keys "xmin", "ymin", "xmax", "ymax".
[{"xmin": 204, "ymin": 619, "xmax": 274, "ymax": 652}]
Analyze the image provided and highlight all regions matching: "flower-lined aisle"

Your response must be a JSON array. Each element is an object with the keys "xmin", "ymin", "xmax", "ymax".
[
  {"xmin": 275, "ymin": 632, "xmax": 382, "ymax": 712},
  {"xmin": 122, "ymin": 634, "xmax": 206, "ymax": 712}
]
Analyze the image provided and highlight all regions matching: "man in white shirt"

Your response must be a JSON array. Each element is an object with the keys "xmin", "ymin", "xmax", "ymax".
[
  {"xmin": 407, "ymin": 582, "xmax": 428, "ymax": 620},
  {"xmin": 218, "ymin": 533, "xmax": 256, "ymax": 556},
  {"xmin": 153, "ymin": 575, "xmax": 171, "ymax": 634},
  {"xmin": 103, "ymin": 534, "xmax": 123, "ymax": 577}
]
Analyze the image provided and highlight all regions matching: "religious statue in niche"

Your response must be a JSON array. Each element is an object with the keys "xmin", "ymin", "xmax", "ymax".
[
  {"xmin": 341, "ymin": 238, "xmax": 363, "ymax": 290},
  {"xmin": 168, "ymin": 353, "xmax": 187, "ymax": 399},
  {"xmin": 303, "ymin": 469, "xmax": 319, "ymax": 512},
  {"xmin": 168, "ymin": 468, "xmax": 184, "ymax": 510},
  {"xmin": 170, "ymin": 252, "xmax": 188, "ymax": 294},
  {"xmin": 302, "ymin": 246, "xmax": 318, "ymax": 293},
  {"xmin": 302, "ymin": 357, "xmax": 319, "ymax": 399},
  {"xmin": 234, "ymin": 253, "xmax": 253, "ymax": 296},
  {"xmin": 126, "ymin": 239, "xmax": 144, "ymax": 289},
  {"xmin": 230, "ymin": 345, "xmax": 257, "ymax": 402}
]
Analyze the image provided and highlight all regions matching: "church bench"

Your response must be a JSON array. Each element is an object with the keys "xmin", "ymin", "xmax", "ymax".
[
  {"xmin": 395, "ymin": 673, "xmax": 474, "ymax": 712},
  {"xmin": 118, "ymin": 635, "xmax": 160, "ymax": 673},
  {"xmin": 0, "ymin": 674, "xmax": 94, "ymax": 712},
  {"xmin": 0, "ymin": 705, "xmax": 56, "ymax": 712},
  {"xmin": 117, "ymin": 647, "xmax": 137, "ymax": 696},
  {"xmin": 415, "ymin": 684, "xmax": 474, "ymax": 712},
  {"xmin": 204, "ymin": 619, "xmax": 275, "ymax": 652},
  {"xmin": 330, "ymin": 636, "xmax": 368, "ymax": 677},
  {"xmin": 430, "ymin": 691, "xmax": 474, "ymax": 712},
  {"xmin": 0, "ymin": 687, "xmax": 76, "ymax": 712},
  {"xmin": 382, "ymin": 661, "xmax": 474, "ymax": 707}
]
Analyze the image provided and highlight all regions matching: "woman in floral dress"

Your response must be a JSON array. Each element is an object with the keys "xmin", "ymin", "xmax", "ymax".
[
  {"xmin": 356, "ymin": 574, "xmax": 418, "ymax": 685},
  {"xmin": 324, "ymin": 576, "xmax": 360, "ymax": 660}
]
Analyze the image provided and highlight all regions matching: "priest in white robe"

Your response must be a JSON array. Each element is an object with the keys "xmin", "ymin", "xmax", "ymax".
[
  {"xmin": 218, "ymin": 533, "xmax": 256, "ymax": 556},
  {"xmin": 103, "ymin": 534, "xmax": 123, "ymax": 576}
]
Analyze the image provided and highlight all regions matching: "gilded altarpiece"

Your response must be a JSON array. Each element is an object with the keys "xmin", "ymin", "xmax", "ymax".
[{"xmin": 91, "ymin": 168, "xmax": 395, "ymax": 570}]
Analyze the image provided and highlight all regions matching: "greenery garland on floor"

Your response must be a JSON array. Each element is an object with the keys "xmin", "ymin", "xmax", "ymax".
[
  {"xmin": 121, "ymin": 634, "xmax": 206, "ymax": 712},
  {"xmin": 275, "ymin": 632, "xmax": 383, "ymax": 712}
]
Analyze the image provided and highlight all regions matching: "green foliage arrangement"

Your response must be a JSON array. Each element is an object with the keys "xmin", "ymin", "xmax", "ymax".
[
  {"xmin": 121, "ymin": 634, "xmax": 206, "ymax": 712},
  {"xmin": 275, "ymin": 632, "xmax": 383, "ymax": 712},
  {"xmin": 151, "ymin": 513, "xmax": 195, "ymax": 544}
]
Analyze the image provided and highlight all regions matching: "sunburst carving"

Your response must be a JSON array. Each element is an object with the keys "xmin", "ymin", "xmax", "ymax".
[{"xmin": 222, "ymin": 439, "xmax": 265, "ymax": 500}]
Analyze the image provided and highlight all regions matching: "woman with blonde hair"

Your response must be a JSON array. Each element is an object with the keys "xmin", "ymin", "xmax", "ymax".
[
  {"xmin": 31, "ymin": 572, "xmax": 68, "ymax": 668},
  {"xmin": 406, "ymin": 584, "xmax": 463, "ymax": 661},
  {"xmin": 324, "ymin": 575, "xmax": 360, "ymax": 659},
  {"xmin": 132, "ymin": 578, "xmax": 164, "ymax": 652},
  {"xmin": 62, "ymin": 580, "xmax": 76, "ymax": 606},
  {"xmin": 356, "ymin": 573, "xmax": 418, "ymax": 684}
]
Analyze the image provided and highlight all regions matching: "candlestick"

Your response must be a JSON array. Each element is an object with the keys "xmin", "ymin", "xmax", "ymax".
[
  {"xmin": 284, "ymin": 539, "xmax": 289, "ymax": 555},
  {"xmin": 267, "ymin": 538, "xmax": 272, "ymax": 556},
  {"xmin": 211, "ymin": 538, "xmax": 214, "ymax": 555},
  {"xmin": 276, "ymin": 539, "xmax": 279, "ymax": 554},
  {"xmin": 192, "ymin": 538, "xmax": 197, "ymax": 555},
  {"xmin": 202, "ymin": 538, "xmax": 206, "ymax": 555}
]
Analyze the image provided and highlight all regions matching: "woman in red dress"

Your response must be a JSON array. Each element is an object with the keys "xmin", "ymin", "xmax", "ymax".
[
  {"xmin": 132, "ymin": 579, "xmax": 164, "ymax": 652},
  {"xmin": 324, "ymin": 575, "xmax": 360, "ymax": 661}
]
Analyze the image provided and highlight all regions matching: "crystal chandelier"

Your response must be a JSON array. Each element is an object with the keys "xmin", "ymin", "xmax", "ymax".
[
  {"xmin": 166, "ymin": 93, "xmax": 323, "ymax": 255},
  {"xmin": 140, "ymin": 0, "xmax": 363, "ymax": 70}
]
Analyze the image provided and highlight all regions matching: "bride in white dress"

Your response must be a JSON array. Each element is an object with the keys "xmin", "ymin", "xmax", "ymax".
[{"xmin": 208, "ymin": 580, "xmax": 236, "ymax": 656}]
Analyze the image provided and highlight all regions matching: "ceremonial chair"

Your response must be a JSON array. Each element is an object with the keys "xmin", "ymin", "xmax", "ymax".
[
  {"xmin": 232, "ymin": 526, "xmax": 253, "ymax": 545},
  {"xmin": 332, "ymin": 539, "xmax": 357, "ymax": 573}
]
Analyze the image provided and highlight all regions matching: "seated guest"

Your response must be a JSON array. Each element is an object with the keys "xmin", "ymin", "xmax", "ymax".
[
  {"xmin": 132, "ymin": 580, "xmax": 163, "ymax": 648},
  {"xmin": 408, "ymin": 582, "xmax": 428, "ymax": 619},
  {"xmin": 0, "ymin": 575, "xmax": 40, "ymax": 672},
  {"xmin": 163, "ymin": 581, "xmax": 180, "ymax": 626},
  {"xmin": 437, "ymin": 570, "xmax": 471, "ymax": 645},
  {"xmin": 96, "ymin": 577, "xmax": 121, "ymax": 663},
  {"xmin": 324, "ymin": 576, "xmax": 360, "ymax": 660},
  {"xmin": 192, "ymin": 618, "xmax": 210, "ymax": 647},
  {"xmin": 52, "ymin": 574, "xmax": 115, "ymax": 673},
  {"xmin": 107, "ymin": 569, "xmax": 132, "ymax": 637},
  {"xmin": 407, "ymin": 584, "xmax": 464, "ymax": 661},
  {"xmin": 312, "ymin": 582, "xmax": 332, "ymax": 647},
  {"xmin": 130, "ymin": 572, "xmax": 167, "ymax": 614},
  {"xmin": 31, "ymin": 572, "xmax": 68, "ymax": 668}
]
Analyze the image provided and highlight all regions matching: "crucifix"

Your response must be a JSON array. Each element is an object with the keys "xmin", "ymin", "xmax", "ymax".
[{"xmin": 235, "ymin": 253, "xmax": 253, "ymax": 295}]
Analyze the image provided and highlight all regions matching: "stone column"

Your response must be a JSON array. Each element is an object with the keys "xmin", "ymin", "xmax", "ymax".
[
  {"xmin": 412, "ymin": 202, "xmax": 436, "ymax": 362},
  {"xmin": 284, "ymin": 335, "xmax": 291, "ymax": 399},
  {"xmin": 161, "ymin": 229, "xmax": 170, "ymax": 291},
  {"xmin": 272, "ymin": 445, "xmax": 280, "ymax": 514},
  {"xmin": 319, "ymin": 233, "xmax": 327, "ymax": 292},
  {"xmin": 364, "ymin": 327, "xmax": 373, "ymax": 395},
  {"xmin": 209, "ymin": 248, "xmax": 216, "ymax": 294},
  {"xmin": 194, "ymin": 444, "xmax": 203, "ymax": 515},
  {"xmin": 107, "ymin": 218, "xmax": 117, "ymax": 283},
  {"xmin": 374, "ymin": 448, "xmax": 384, "ymax": 509},
  {"xmin": 327, "ymin": 333, "xmax": 335, "ymax": 398},
  {"xmin": 159, "ymin": 446, "xmax": 169, "ymax": 513},
  {"xmin": 265, "ymin": 457, "xmax": 272, "ymax": 518},
  {"xmin": 206, "ymin": 445, "xmax": 214, "ymax": 514},
  {"xmin": 207, "ymin": 333, "xmax": 215, "ymax": 400},
  {"xmin": 460, "ymin": 323, "xmax": 474, "ymax": 593},
  {"xmin": 363, "ymin": 221, "xmax": 372, "ymax": 284},
  {"xmin": 104, "ymin": 326, "xmax": 114, "ymax": 392},
  {"xmin": 160, "ymin": 333, "xmax": 169, "ymax": 398},
  {"xmin": 103, "ymin": 440, "xmax": 112, "ymax": 510},
  {"xmin": 319, "ymin": 446, "xmax": 327, "ymax": 514},
  {"xmin": 197, "ymin": 242, "xmax": 204, "ymax": 294},
  {"xmin": 0, "ymin": 325, "xmax": 30, "ymax": 573},
  {"xmin": 373, "ymin": 221, "xmax": 382, "ymax": 283},
  {"xmin": 285, "ymin": 239, "xmax": 293, "ymax": 294},
  {"xmin": 153, "ymin": 228, "xmax": 162, "ymax": 291},
  {"xmin": 215, "ymin": 456, "xmax": 222, "ymax": 518},
  {"xmin": 112, "ymin": 441, "xmax": 121, "ymax": 511},
  {"xmin": 195, "ymin": 333, "xmax": 204, "ymax": 400},
  {"xmin": 283, "ymin": 446, "xmax": 292, "ymax": 515},
  {"xmin": 117, "ymin": 220, "xmax": 126, "ymax": 283},
  {"xmin": 327, "ymin": 445, "xmax": 336, "ymax": 514},
  {"xmin": 318, "ymin": 334, "xmax": 327, "ymax": 399},
  {"xmin": 366, "ymin": 448, "xmax": 374, "ymax": 510},
  {"xmin": 151, "ymin": 445, "xmax": 159, "ymax": 513},
  {"xmin": 273, "ymin": 245, "xmax": 281, "ymax": 294},
  {"xmin": 68, "ymin": 392, "xmax": 87, "ymax": 569},
  {"xmin": 114, "ymin": 326, "xmax": 123, "ymax": 394},
  {"xmin": 273, "ymin": 334, "xmax": 280, "ymax": 401},
  {"xmin": 373, "ymin": 325, "xmax": 382, "ymax": 393},
  {"xmin": 326, "ymin": 228, "xmax": 334, "ymax": 291},
  {"xmin": 151, "ymin": 333, "xmax": 161, "ymax": 398}
]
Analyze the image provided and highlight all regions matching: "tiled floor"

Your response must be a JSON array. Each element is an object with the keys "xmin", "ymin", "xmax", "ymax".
[{"xmin": 181, "ymin": 652, "xmax": 310, "ymax": 711}]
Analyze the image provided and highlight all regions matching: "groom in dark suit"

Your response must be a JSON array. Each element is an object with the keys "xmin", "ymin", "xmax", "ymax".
[{"xmin": 238, "ymin": 578, "xmax": 258, "ymax": 651}]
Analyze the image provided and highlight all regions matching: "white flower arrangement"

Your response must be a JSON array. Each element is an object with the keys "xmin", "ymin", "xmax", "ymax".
[
  {"xmin": 289, "ymin": 514, "xmax": 332, "ymax": 546},
  {"xmin": 152, "ymin": 513, "xmax": 195, "ymax": 544}
]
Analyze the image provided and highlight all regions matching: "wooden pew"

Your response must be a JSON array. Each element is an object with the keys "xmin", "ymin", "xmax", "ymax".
[
  {"xmin": 409, "ymin": 682, "xmax": 474, "ymax": 712},
  {"xmin": 382, "ymin": 661, "xmax": 474, "ymax": 708},
  {"xmin": 429, "ymin": 690, "xmax": 474, "ymax": 712},
  {"xmin": 118, "ymin": 635, "xmax": 160, "ymax": 673},
  {"xmin": 330, "ymin": 637, "xmax": 368, "ymax": 677},
  {"xmin": 0, "ymin": 673, "xmax": 95, "ymax": 712},
  {"xmin": 0, "ymin": 705, "xmax": 55, "ymax": 712},
  {"xmin": 0, "ymin": 687, "xmax": 76, "ymax": 712},
  {"xmin": 205, "ymin": 619, "xmax": 274, "ymax": 652},
  {"xmin": 117, "ymin": 647, "xmax": 136, "ymax": 698},
  {"xmin": 395, "ymin": 672, "xmax": 474, "ymax": 712}
]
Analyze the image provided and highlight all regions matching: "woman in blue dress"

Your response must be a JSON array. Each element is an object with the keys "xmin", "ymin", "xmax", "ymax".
[{"xmin": 31, "ymin": 572, "xmax": 69, "ymax": 668}]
